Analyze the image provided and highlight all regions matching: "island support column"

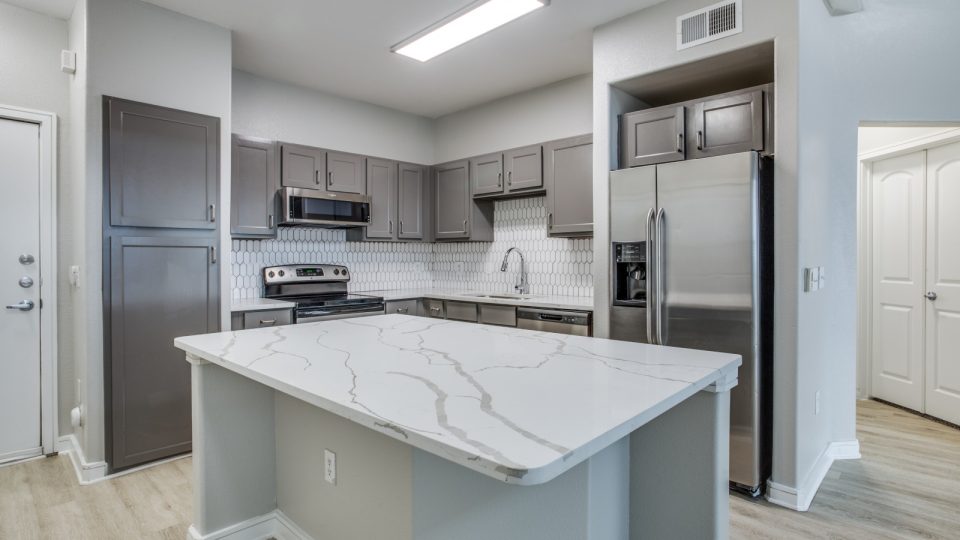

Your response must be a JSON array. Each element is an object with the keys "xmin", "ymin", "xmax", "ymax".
[
  {"xmin": 187, "ymin": 355, "xmax": 278, "ymax": 539},
  {"xmin": 629, "ymin": 375, "xmax": 736, "ymax": 540}
]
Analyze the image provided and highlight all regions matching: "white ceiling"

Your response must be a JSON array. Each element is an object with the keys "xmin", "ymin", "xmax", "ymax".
[{"xmin": 13, "ymin": 0, "xmax": 665, "ymax": 118}]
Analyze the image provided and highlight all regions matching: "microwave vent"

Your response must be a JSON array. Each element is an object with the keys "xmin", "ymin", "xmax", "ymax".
[{"xmin": 677, "ymin": 0, "xmax": 742, "ymax": 50}]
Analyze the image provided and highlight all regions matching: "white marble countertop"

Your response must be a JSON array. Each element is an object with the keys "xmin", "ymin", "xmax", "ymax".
[
  {"xmin": 230, "ymin": 298, "xmax": 296, "ymax": 313},
  {"xmin": 357, "ymin": 288, "xmax": 594, "ymax": 311},
  {"xmin": 175, "ymin": 315, "xmax": 739, "ymax": 485}
]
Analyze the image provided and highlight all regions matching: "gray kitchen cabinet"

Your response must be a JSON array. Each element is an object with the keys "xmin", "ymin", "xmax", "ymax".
[
  {"xmin": 231, "ymin": 135, "xmax": 278, "ymax": 238},
  {"xmin": 435, "ymin": 160, "xmax": 494, "ymax": 241},
  {"xmin": 231, "ymin": 308, "xmax": 293, "ymax": 330},
  {"xmin": 107, "ymin": 234, "xmax": 219, "ymax": 470},
  {"xmin": 326, "ymin": 151, "xmax": 366, "ymax": 194},
  {"xmin": 470, "ymin": 152, "xmax": 503, "ymax": 196},
  {"xmin": 398, "ymin": 163, "xmax": 427, "ymax": 240},
  {"xmin": 445, "ymin": 300, "xmax": 478, "ymax": 322},
  {"xmin": 621, "ymin": 105, "xmax": 685, "ymax": 167},
  {"xmin": 544, "ymin": 134, "xmax": 593, "ymax": 237},
  {"xmin": 422, "ymin": 298, "xmax": 445, "ymax": 319},
  {"xmin": 503, "ymin": 144, "xmax": 544, "ymax": 193},
  {"xmin": 689, "ymin": 89, "xmax": 764, "ymax": 159},
  {"xmin": 479, "ymin": 304, "xmax": 517, "ymax": 327},
  {"xmin": 365, "ymin": 158, "xmax": 397, "ymax": 239},
  {"xmin": 386, "ymin": 299, "xmax": 419, "ymax": 315},
  {"xmin": 105, "ymin": 97, "xmax": 219, "ymax": 230},
  {"xmin": 281, "ymin": 143, "xmax": 325, "ymax": 189}
]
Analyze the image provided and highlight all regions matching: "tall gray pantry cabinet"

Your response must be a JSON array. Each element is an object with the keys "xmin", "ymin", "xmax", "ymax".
[{"xmin": 102, "ymin": 97, "xmax": 221, "ymax": 471}]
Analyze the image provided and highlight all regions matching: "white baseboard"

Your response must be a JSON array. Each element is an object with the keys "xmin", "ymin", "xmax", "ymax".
[
  {"xmin": 187, "ymin": 510, "xmax": 313, "ymax": 540},
  {"xmin": 57, "ymin": 434, "xmax": 108, "ymax": 485},
  {"xmin": 766, "ymin": 439, "xmax": 861, "ymax": 512}
]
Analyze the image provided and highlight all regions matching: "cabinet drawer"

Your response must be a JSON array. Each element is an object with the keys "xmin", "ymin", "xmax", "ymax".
[
  {"xmin": 386, "ymin": 299, "xmax": 419, "ymax": 316},
  {"xmin": 422, "ymin": 298, "xmax": 445, "ymax": 318},
  {"xmin": 242, "ymin": 308, "xmax": 292, "ymax": 329},
  {"xmin": 445, "ymin": 300, "xmax": 478, "ymax": 322},
  {"xmin": 479, "ymin": 304, "xmax": 516, "ymax": 327}
]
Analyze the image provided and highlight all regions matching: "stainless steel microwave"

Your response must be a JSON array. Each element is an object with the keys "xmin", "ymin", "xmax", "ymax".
[{"xmin": 278, "ymin": 187, "xmax": 371, "ymax": 228}]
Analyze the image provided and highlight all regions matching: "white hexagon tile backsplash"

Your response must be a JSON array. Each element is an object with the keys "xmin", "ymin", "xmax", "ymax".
[{"xmin": 230, "ymin": 196, "xmax": 593, "ymax": 300}]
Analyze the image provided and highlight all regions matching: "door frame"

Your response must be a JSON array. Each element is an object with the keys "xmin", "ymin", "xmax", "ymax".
[
  {"xmin": 856, "ymin": 127, "xmax": 960, "ymax": 401},
  {"xmin": 0, "ymin": 104, "xmax": 58, "ymax": 456}
]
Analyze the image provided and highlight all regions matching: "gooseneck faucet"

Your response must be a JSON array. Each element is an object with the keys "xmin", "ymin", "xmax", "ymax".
[{"xmin": 500, "ymin": 247, "xmax": 528, "ymax": 294}]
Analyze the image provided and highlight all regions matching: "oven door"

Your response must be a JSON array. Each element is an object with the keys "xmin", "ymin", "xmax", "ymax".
[
  {"xmin": 280, "ymin": 187, "xmax": 371, "ymax": 228},
  {"xmin": 296, "ymin": 303, "xmax": 385, "ymax": 323}
]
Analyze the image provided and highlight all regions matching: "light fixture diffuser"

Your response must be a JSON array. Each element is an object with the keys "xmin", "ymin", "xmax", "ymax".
[{"xmin": 392, "ymin": 0, "xmax": 548, "ymax": 62}]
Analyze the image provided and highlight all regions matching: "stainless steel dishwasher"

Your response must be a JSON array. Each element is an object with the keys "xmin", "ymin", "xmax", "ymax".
[{"xmin": 516, "ymin": 308, "xmax": 592, "ymax": 336}]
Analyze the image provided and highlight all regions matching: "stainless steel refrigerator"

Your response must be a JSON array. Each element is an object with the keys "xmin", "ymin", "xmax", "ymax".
[{"xmin": 609, "ymin": 151, "xmax": 773, "ymax": 496}]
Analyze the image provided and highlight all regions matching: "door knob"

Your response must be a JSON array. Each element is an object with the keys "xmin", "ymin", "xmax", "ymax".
[
  {"xmin": 19, "ymin": 276, "xmax": 34, "ymax": 288},
  {"xmin": 19, "ymin": 254, "xmax": 35, "ymax": 265},
  {"xmin": 6, "ymin": 300, "xmax": 35, "ymax": 311},
  {"xmin": 925, "ymin": 291, "xmax": 938, "ymax": 301}
]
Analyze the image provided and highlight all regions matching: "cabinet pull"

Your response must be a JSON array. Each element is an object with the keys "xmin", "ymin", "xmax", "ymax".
[
  {"xmin": 399, "ymin": 220, "xmax": 403, "ymax": 234},
  {"xmin": 259, "ymin": 319, "xmax": 277, "ymax": 326},
  {"xmin": 397, "ymin": 308, "xmax": 409, "ymax": 314},
  {"xmin": 676, "ymin": 132, "xmax": 683, "ymax": 153},
  {"xmin": 327, "ymin": 170, "xmax": 333, "ymax": 187},
  {"xmin": 315, "ymin": 170, "xmax": 320, "ymax": 184},
  {"xmin": 463, "ymin": 219, "xmax": 468, "ymax": 232},
  {"xmin": 389, "ymin": 220, "xmax": 393, "ymax": 233},
  {"xmin": 508, "ymin": 171, "xmax": 512, "ymax": 186},
  {"xmin": 268, "ymin": 214, "xmax": 274, "ymax": 228},
  {"xmin": 209, "ymin": 204, "xmax": 216, "ymax": 222},
  {"xmin": 209, "ymin": 246, "xmax": 217, "ymax": 264},
  {"xmin": 697, "ymin": 130, "xmax": 704, "ymax": 151},
  {"xmin": 498, "ymin": 172, "xmax": 502, "ymax": 187},
  {"xmin": 548, "ymin": 212, "xmax": 553, "ymax": 228}
]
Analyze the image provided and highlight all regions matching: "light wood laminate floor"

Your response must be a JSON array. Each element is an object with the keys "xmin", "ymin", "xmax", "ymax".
[{"xmin": 0, "ymin": 400, "xmax": 957, "ymax": 539}]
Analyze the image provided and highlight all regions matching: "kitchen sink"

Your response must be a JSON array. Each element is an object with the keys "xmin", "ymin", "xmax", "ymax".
[{"xmin": 460, "ymin": 293, "xmax": 538, "ymax": 300}]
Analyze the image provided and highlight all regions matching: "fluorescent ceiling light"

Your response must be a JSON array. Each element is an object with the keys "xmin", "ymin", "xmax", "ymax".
[{"xmin": 393, "ymin": 0, "xmax": 548, "ymax": 62}]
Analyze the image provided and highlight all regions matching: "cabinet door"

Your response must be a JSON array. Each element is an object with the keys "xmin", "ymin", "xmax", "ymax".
[
  {"xmin": 106, "ymin": 97, "xmax": 218, "ymax": 229},
  {"xmin": 545, "ymin": 134, "xmax": 593, "ymax": 237},
  {"xmin": 365, "ymin": 158, "xmax": 397, "ymax": 239},
  {"xmin": 504, "ymin": 144, "xmax": 543, "ymax": 192},
  {"xmin": 281, "ymin": 143, "xmax": 325, "ymax": 189},
  {"xmin": 231, "ymin": 135, "xmax": 278, "ymax": 237},
  {"xmin": 445, "ymin": 301, "xmax": 478, "ymax": 322},
  {"xmin": 621, "ymin": 105, "xmax": 685, "ymax": 167},
  {"xmin": 470, "ymin": 152, "xmax": 503, "ymax": 196},
  {"xmin": 326, "ymin": 151, "xmax": 366, "ymax": 194},
  {"xmin": 398, "ymin": 163, "xmax": 426, "ymax": 239},
  {"xmin": 109, "ymin": 235, "xmax": 219, "ymax": 470},
  {"xmin": 435, "ymin": 161, "xmax": 470, "ymax": 239},
  {"xmin": 690, "ymin": 90, "xmax": 764, "ymax": 158}
]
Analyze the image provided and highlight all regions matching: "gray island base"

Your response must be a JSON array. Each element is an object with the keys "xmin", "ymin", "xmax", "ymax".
[{"xmin": 175, "ymin": 314, "xmax": 740, "ymax": 540}]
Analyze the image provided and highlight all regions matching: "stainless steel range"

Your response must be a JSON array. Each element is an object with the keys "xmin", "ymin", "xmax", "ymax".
[{"xmin": 262, "ymin": 264, "xmax": 384, "ymax": 323}]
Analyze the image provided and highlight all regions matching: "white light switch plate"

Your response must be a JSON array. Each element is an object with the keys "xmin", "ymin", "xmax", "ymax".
[{"xmin": 324, "ymin": 449, "xmax": 336, "ymax": 485}]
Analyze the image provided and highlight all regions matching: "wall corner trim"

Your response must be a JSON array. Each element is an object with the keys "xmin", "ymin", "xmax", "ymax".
[
  {"xmin": 57, "ymin": 434, "xmax": 108, "ymax": 485},
  {"xmin": 187, "ymin": 510, "xmax": 313, "ymax": 540},
  {"xmin": 765, "ymin": 439, "xmax": 861, "ymax": 512}
]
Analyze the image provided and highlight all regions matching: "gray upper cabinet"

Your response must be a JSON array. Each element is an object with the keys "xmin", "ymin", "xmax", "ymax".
[
  {"xmin": 621, "ymin": 105, "xmax": 685, "ymax": 168},
  {"xmin": 365, "ymin": 158, "xmax": 397, "ymax": 240},
  {"xmin": 326, "ymin": 151, "xmax": 366, "ymax": 194},
  {"xmin": 690, "ymin": 89, "xmax": 764, "ymax": 159},
  {"xmin": 281, "ymin": 143, "xmax": 325, "ymax": 189},
  {"xmin": 503, "ymin": 144, "xmax": 543, "ymax": 193},
  {"xmin": 436, "ymin": 161, "xmax": 471, "ymax": 239},
  {"xmin": 398, "ymin": 163, "xmax": 426, "ymax": 240},
  {"xmin": 470, "ymin": 152, "xmax": 503, "ymax": 196},
  {"xmin": 106, "ymin": 97, "xmax": 218, "ymax": 230},
  {"xmin": 545, "ymin": 134, "xmax": 593, "ymax": 237},
  {"xmin": 231, "ymin": 135, "xmax": 278, "ymax": 238}
]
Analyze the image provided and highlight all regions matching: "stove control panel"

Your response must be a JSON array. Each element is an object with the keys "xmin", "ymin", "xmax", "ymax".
[{"xmin": 263, "ymin": 264, "xmax": 350, "ymax": 284}]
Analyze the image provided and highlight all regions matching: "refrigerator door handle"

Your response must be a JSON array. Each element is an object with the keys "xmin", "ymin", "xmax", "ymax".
[
  {"xmin": 645, "ymin": 207, "xmax": 656, "ymax": 344},
  {"xmin": 655, "ymin": 207, "xmax": 666, "ymax": 346}
]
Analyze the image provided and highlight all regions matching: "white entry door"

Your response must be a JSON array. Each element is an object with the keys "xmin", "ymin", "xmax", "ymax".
[
  {"xmin": 0, "ymin": 117, "xmax": 42, "ymax": 463},
  {"xmin": 871, "ymin": 151, "xmax": 926, "ymax": 411},
  {"xmin": 924, "ymin": 142, "xmax": 960, "ymax": 425}
]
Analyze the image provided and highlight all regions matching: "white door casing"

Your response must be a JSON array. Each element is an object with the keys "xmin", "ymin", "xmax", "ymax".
[
  {"xmin": 870, "ymin": 151, "xmax": 926, "ymax": 411},
  {"xmin": 0, "ymin": 117, "xmax": 42, "ymax": 463},
  {"xmin": 924, "ymin": 142, "xmax": 960, "ymax": 425}
]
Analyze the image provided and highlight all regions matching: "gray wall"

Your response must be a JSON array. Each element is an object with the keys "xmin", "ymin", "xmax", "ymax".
[
  {"xmin": 434, "ymin": 75, "xmax": 592, "ymax": 163},
  {"xmin": 591, "ymin": 0, "xmax": 801, "ymax": 489},
  {"xmin": 0, "ymin": 1, "xmax": 75, "ymax": 436},
  {"xmin": 795, "ymin": 0, "xmax": 960, "ymax": 485},
  {"xmin": 233, "ymin": 70, "xmax": 435, "ymax": 165}
]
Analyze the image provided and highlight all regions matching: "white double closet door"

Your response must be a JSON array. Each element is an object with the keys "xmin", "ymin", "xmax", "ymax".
[{"xmin": 872, "ymin": 141, "xmax": 960, "ymax": 425}]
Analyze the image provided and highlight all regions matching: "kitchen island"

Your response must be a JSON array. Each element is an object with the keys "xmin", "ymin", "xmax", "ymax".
[{"xmin": 174, "ymin": 314, "xmax": 740, "ymax": 540}]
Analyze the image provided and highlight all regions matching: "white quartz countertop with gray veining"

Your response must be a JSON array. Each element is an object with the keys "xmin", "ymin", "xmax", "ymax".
[
  {"xmin": 230, "ymin": 298, "xmax": 296, "ymax": 313},
  {"xmin": 174, "ymin": 315, "xmax": 739, "ymax": 485},
  {"xmin": 357, "ymin": 288, "xmax": 594, "ymax": 311}
]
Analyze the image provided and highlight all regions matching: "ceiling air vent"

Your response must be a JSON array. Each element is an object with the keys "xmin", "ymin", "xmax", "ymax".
[{"xmin": 677, "ymin": 0, "xmax": 743, "ymax": 50}]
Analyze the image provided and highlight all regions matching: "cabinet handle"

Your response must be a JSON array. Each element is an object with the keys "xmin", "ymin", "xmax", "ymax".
[
  {"xmin": 259, "ymin": 319, "xmax": 277, "ymax": 326},
  {"xmin": 697, "ymin": 130, "xmax": 704, "ymax": 151},
  {"xmin": 498, "ymin": 172, "xmax": 502, "ymax": 187},
  {"xmin": 315, "ymin": 170, "xmax": 320, "ymax": 184},
  {"xmin": 677, "ymin": 132, "xmax": 683, "ymax": 153},
  {"xmin": 209, "ymin": 246, "xmax": 217, "ymax": 264},
  {"xmin": 327, "ymin": 170, "xmax": 333, "ymax": 187},
  {"xmin": 508, "ymin": 171, "xmax": 512, "ymax": 186},
  {"xmin": 463, "ymin": 219, "xmax": 468, "ymax": 232},
  {"xmin": 397, "ymin": 308, "xmax": 409, "ymax": 314},
  {"xmin": 389, "ymin": 220, "xmax": 393, "ymax": 233},
  {"xmin": 209, "ymin": 204, "xmax": 216, "ymax": 222},
  {"xmin": 548, "ymin": 212, "xmax": 553, "ymax": 228},
  {"xmin": 268, "ymin": 214, "xmax": 274, "ymax": 228},
  {"xmin": 399, "ymin": 220, "xmax": 403, "ymax": 234}
]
